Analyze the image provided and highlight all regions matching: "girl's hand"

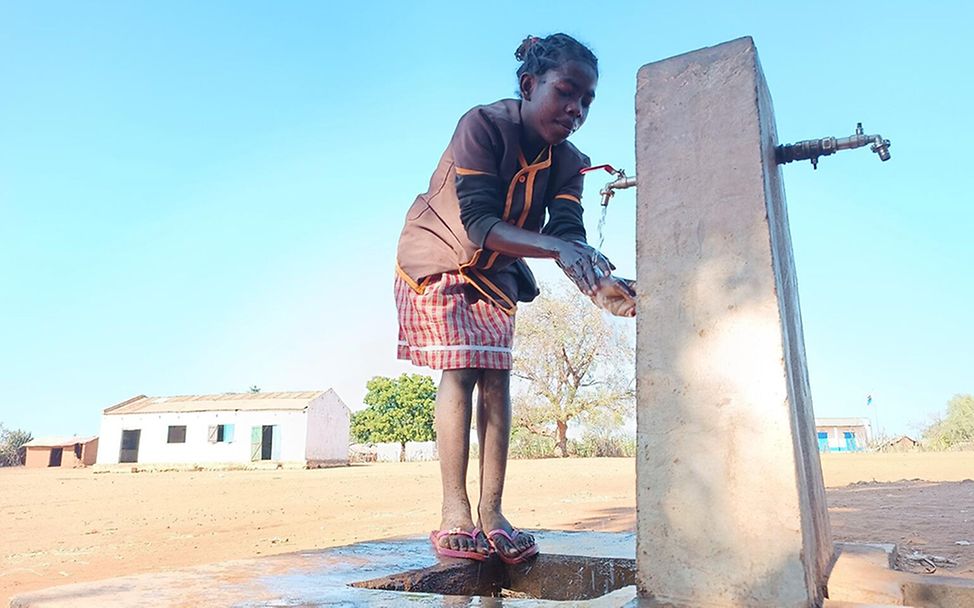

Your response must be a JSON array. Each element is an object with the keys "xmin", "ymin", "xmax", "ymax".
[
  {"xmin": 556, "ymin": 241, "xmax": 614, "ymax": 295},
  {"xmin": 591, "ymin": 276, "xmax": 637, "ymax": 317}
]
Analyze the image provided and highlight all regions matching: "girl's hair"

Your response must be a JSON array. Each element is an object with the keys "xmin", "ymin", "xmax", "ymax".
[{"xmin": 514, "ymin": 34, "xmax": 598, "ymax": 81}]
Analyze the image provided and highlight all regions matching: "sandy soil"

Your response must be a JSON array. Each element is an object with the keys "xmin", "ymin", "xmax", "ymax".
[{"xmin": 2, "ymin": 453, "xmax": 973, "ymax": 605}]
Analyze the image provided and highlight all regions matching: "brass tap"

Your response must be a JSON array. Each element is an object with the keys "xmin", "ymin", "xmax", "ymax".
[
  {"xmin": 581, "ymin": 165, "xmax": 637, "ymax": 206},
  {"xmin": 599, "ymin": 172, "xmax": 638, "ymax": 207}
]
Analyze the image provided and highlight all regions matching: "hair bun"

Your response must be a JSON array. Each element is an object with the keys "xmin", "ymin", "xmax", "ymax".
[{"xmin": 515, "ymin": 35, "xmax": 541, "ymax": 61}]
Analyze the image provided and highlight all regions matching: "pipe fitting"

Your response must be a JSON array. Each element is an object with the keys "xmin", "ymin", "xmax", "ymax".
[{"xmin": 776, "ymin": 123, "xmax": 891, "ymax": 169}]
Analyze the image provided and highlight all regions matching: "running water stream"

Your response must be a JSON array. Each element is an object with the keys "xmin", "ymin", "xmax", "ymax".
[{"xmin": 597, "ymin": 204, "xmax": 608, "ymax": 252}]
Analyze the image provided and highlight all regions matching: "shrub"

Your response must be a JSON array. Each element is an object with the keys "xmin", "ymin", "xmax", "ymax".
[
  {"xmin": 570, "ymin": 433, "xmax": 636, "ymax": 458},
  {"xmin": 0, "ymin": 425, "xmax": 32, "ymax": 467},
  {"xmin": 508, "ymin": 429, "xmax": 557, "ymax": 459},
  {"xmin": 922, "ymin": 394, "xmax": 974, "ymax": 451}
]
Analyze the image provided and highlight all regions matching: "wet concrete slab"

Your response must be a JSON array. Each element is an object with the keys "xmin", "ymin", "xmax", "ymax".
[
  {"xmin": 10, "ymin": 530, "xmax": 638, "ymax": 608},
  {"xmin": 826, "ymin": 543, "xmax": 974, "ymax": 608}
]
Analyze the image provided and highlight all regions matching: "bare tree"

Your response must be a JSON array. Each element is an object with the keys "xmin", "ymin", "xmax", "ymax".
[{"xmin": 512, "ymin": 281, "xmax": 634, "ymax": 457}]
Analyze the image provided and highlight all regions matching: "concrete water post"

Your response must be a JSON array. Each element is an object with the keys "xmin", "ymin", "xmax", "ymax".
[{"xmin": 634, "ymin": 37, "xmax": 833, "ymax": 607}]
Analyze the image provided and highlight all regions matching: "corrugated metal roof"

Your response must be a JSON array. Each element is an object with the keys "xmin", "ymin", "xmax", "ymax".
[
  {"xmin": 815, "ymin": 417, "xmax": 871, "ymax": 428},
  {"xmin": 103, "ymin": 390, "xmax": 330, "ymax": 415},
  {"xmin": 24, "ymin": 435, "xmax": 98, "ymax": 448}
]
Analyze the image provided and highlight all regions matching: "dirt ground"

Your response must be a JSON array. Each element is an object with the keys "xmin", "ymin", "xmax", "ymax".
[{"xmin": 2, "ymin": 452, "xmax": 973, "ymax": 605}]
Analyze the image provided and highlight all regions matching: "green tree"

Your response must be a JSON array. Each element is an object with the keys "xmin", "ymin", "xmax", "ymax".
[
  {"xmin": 0, "ymin": 424, "xmax": 33, "ymax": 467},
  {"xmin": 351, "ymin": 374, "xmax": 436, "ymax": 460},
  {"xmin": 922, "ymin": 394, "xmax": 974, "ymax": 450},
  {"xmin": 513, "ymin": 281, "xmax": 635, "ymax": 457}
]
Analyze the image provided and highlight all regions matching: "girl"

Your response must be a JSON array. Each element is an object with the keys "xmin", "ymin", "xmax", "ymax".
[{"xmin": 395, "ymin": 33, "xmax": 632, "ymax": 564}]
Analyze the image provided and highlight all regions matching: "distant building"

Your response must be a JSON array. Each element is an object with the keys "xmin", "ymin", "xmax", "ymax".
[
  {"xmin": 96, "ymin": 390, "xmax": 349, "ymax": 468},
  {"xmin": 880, "ymin": 435, "xmax": 919, "ymax": 452},
  {"xmin": 24, "ymin": 436, "xmax": 99, "ymax": 468},
  {"xmin": 814, "ymin": 417, "xmax": 872, "ymax": 453},
  {"xmin": 349, "ymin": 441, "xmax": 438, "ymax": 463}
]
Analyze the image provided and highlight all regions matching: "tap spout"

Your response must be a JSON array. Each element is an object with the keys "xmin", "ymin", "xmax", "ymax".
[
  {"xmin": 600, "ymin": 174, "xmax": 637, "ymax": 207},
  {"xmin": 776, "ymin": 123, "xmax": 891, "ymax": 169},
  {"xmin": 579, "ymin": 164, "xmax": 638, "ymax": 206}
]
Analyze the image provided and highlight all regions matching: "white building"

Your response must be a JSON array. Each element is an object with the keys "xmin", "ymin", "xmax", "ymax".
[
  {"xmin": 814, "ymin": 417, "xmax": 872, "ymax": 453},
  {"xmin": 96, "ymin": 390, "xmax": 349, "ymax": 468}
]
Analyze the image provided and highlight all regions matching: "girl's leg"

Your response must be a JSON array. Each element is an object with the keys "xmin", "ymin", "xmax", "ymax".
[
  {"xmin": 435, "ymin": 368, "xmax": 489, "ymax": 555},
  {"xmin": 476, "ymin": 379, "xmax": 487, "ymax": 495},
  {"xmin": 476, "ymin": 369, "xmax": 536, "ymax": 558}
]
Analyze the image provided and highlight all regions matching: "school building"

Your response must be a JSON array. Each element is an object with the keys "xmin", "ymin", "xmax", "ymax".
[
  {"xmin": 96, "ymin": 390, "xmax": 350, "ymax": 468},
  {"xmin": 814, "ymin": 417, "xmax": 872, "ymax": 453}
]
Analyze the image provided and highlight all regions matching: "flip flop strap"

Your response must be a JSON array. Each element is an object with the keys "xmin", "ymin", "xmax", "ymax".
[
  {"xmin": 486, "ymin": 528, "xmax": 517, "ymax": 543},
  {"xmin": 432, "ymin": 528, "xmax": 479, "ymax": 542}
]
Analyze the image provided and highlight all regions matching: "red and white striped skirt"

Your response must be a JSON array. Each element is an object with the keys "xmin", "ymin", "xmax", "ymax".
[{"xmin": 395, "ymin": 272, "xmax": 514, "ymax": 370}]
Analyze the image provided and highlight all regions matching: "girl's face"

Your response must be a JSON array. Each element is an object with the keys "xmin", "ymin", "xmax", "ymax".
[{"xmin": 520, "ymin": 60, "xmax": 598, "ymax": 147}]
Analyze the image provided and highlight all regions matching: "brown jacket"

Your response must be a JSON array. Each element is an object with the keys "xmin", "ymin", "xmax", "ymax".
[{"xmin": 396, "ymin": 99, "xmax": 591, "ymax": 315}]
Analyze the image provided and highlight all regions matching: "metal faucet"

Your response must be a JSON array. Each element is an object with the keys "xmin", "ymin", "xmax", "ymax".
[
  {"xmin": 776, "ymin": 123, "xmax": 891, "ymax": 169},
  {"xmin": 581, "ymin": 164, "xmax": 638, "ymax": 206}
]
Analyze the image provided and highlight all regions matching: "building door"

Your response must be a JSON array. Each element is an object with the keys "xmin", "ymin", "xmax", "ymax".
[
  {"xmin": 49, "ymin": 447, "xmax": 63, "ymax": 467},
  {"xmin": 251, "ymin": 426, "xmax": 262, "ymax": 462},
  {"xmin": 817, "ymin": 432, "xmax": 829, "ymax": 453},
  {"xmin": 250, "ymin": 425, "xmax": 279, "ymax": 461},
  {"xmin": 119, "ymin": 430, "xmax": 141, "ymax": 463},
  {"xmin": 271, "ymin": 425, "xmax": 281, "ymax": 460},
  {"xmin": 261, "ymin": 425, "xmax": 274, "ymax": 460},
  {"xmin": 844, "ymin": 431, "xmax": 858, "ymax": 452}
]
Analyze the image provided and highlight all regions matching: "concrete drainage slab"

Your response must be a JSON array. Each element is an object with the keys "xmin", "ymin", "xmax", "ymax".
[
  {"xmin": 11, "ymin": 532, "xmax": 974, "ymax": 608},
  {"xmin": 9, "ymin": 530, "xmax": 638, "ymax": 608},
  {"xmin": 825, "ymin": 543, "xmax": 974, "ymax": 608}
]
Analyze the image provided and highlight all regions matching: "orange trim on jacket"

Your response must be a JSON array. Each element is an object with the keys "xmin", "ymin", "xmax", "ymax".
[
  {"xmin": 396, "ymin": 262, "xmax": 433, "ymax": 294},
  {"xmin": 456, "ymin": 166, "xmax": 493, "ymax": 176},
  {"xmin": 516, "ymin": 146, "xmax": 552, "ymax": 228},
  {"xmin": 484, "ymin": 145, "xmax": 553, "ymax": 270}
]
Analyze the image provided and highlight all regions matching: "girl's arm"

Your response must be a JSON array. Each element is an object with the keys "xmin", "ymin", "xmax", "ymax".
[{"xmin": 483, "ymin": 223, "xmax": 606, "ymax": 295}]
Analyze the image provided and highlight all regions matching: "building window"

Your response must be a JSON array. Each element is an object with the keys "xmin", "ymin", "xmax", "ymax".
[
  {"xmin": 817, "ymin": 431, "xmax": 829, "ymax": 453},
  {"xmin": 167, "ymin": 425, "xmax": 187, "ymax": 444},
  {"xmin": 208, "ymin": 424, "xmax": 235, "ymax": 443}
]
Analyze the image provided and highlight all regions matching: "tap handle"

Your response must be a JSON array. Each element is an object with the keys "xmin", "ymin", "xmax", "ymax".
[{"xmin": 581, "ymin": 164, "xmax": 618, "ymax": 175}]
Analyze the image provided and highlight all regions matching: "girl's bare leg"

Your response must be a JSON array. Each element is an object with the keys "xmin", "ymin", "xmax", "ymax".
[
  {"xmin": 435, "ymin": 368, "xmax": 489, "ymax": 556},
  {"xmin": 476, "ymin": 379, "xmax": 487, "ymax": 496},
  {"xmin": 476, "ymin": 369, "xmax": 536, "ymax": 558}
]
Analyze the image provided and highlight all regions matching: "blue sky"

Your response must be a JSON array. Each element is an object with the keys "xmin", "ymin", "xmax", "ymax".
[{"xmin": 1, "ymin": 1, "xmax": 970, "ymax": 439}]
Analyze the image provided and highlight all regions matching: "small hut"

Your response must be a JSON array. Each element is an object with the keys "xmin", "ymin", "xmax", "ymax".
[
  {"xmin": 881, "ymin": 435, "xmax": 919, "ymax": 452},
  {"xmin": 23, "ymin": 436, "xmax": 99, "ymax": 468}
]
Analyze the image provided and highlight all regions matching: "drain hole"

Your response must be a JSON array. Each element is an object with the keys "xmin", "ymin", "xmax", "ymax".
[{"xmin": 351, "ymin": 553, "xmax": 635, "ymax": 601}]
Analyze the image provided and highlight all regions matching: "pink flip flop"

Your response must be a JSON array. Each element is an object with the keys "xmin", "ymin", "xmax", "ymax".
[
  {"xmin": 429, "ymin": 527, "xmax": 490, "ymax": 561},
  {"xmin": 486, "ymin": 528, "xmax": 539, "ymax": 565}
]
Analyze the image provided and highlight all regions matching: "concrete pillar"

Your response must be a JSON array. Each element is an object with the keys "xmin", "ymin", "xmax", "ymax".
[{"xmin": 634, "ymin": 37, "xmax": 833, "ymax": 607}]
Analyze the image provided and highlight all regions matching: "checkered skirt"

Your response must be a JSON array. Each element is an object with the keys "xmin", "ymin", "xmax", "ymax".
[{"xmin": 395, "ymin": 272, "xmax": 514, "ymax": 370}]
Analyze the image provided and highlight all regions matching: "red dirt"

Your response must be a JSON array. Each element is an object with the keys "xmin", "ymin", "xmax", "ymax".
[{"xmin": 2, "ymin": 453, "xmax": 973, "ymax": 605}]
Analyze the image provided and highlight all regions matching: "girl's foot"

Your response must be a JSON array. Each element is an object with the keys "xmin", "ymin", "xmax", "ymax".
[
  {"xmin": 433, "ymin": 516, "xmax": 490, "ymax": 557},
  {"xmin": 478, "ymin": 510, "xmax": 538, "ymax": 563}
]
